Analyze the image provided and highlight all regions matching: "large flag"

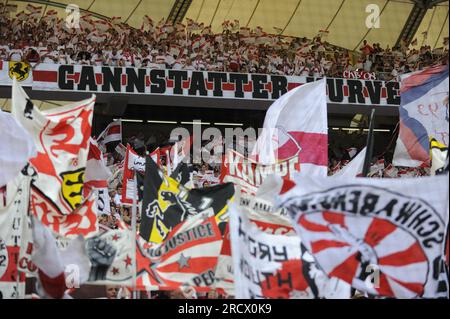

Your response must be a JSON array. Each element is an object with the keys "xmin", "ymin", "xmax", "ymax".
[
  {"xmin": 0, "ymin": 109, "xmax": 36, "ymax": 187},
  {"xmin": 136, "ymin": 212, "xmax": 223, "ymax": 291},
  {"xmin": 229, "ymin": 199, "xmax": 351, "ymax": 299},
  {"xmin": 140, "ymin": 156, "xmax": 234, "ymax": 243},
  {"xmin": 221, "ymin": 149, "xmax": 299, "ymax": 195},
  {"xmin": 252, "ymin": 77, "xmax": 327, "ymax": 175},
  {"xmin": 12, "ymin": 79, "xmax": 95, "ymax": 216},
  {"xmin": 278, "ymin": 174, "xmax": 449, "ymax": 298},
  {"xmin": 0, "ymin": 173, "xmax": 32, "ymax": 299},
  {"xmin": 393, "ymin": 65, "xmax": 449, "ymax": 167},
  {"xmin": 97, "ymin": 120, "xmax": 122, "ymax": 146}
]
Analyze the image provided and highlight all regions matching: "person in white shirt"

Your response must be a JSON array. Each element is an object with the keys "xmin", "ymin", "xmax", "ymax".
[
  {"xmin": 91, "ymin": 49, "xmax": 105, "ymax": 66},
  {"xmin": 165, "ymin": 53, "xmax": 175, "ymax": 68},
  {"xmin": 147, "ymin": 55, "xmax": 163, "ymax": 69},
  {"xmin": 113, "ymin": 188, "xmax": 122, "ymax": 206},
  {"xmin": 193, "ymin": 55, "xmax": 206, "ymax": 71},
  {"xmin": 155, "ymin": 49, "xmax": 166, "ymax": 69},
  {"xmin": 57, "ymin": 49, "xmax": 67, "ymax": 64},
  {"xmin": 133, "ymin": 50, "xmax": 143, "ymax": 68},
  {"xmin": 172, "ymin": 55, "xmax": 184, "ymax": 70},
  {"xmin": 107, "ymin": 48, "xmax": 122, "ymax": 66},
  {"xmin": 121, "ymin": 49, "xmax": 135, "ymax": 67},
  {"xmin": 184, "ymin": 58, "xmax": 195, "ymax": 71}
]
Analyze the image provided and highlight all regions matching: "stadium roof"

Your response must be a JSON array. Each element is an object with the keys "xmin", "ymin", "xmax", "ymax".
[{"xmin": 4, "ymin": 0, "xmax": 449, "ymax": 51}]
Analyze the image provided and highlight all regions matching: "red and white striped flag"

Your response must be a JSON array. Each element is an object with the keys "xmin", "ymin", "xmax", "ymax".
[
  {"xmin": 98, "ymin": 120, "xmax": 122, "ymax": 145},
  {"xmin": 84, "ymin": 138, "xmax": 112, "ymax": 214}
]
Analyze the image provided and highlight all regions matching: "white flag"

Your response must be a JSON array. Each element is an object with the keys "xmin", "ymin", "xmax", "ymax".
[
  {"xmin": 278, "ymin": 174, "xmax": 450, "ymax": 298},
  {"xmin": 0, "ymin": 109, "xmax": 36, "ymax": 187},
  {"xmin": 332, "ymin": 147, "xmax": 366, "ymax": 178},
  {"xmin": 252, "ymin": 79, "xmax": 328, "ymax": 176}
]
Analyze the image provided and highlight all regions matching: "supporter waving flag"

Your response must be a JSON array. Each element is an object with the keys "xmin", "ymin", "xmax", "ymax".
[{"xmin": 278, "ymin": 174, "xmax": 449, "ymax": 298}]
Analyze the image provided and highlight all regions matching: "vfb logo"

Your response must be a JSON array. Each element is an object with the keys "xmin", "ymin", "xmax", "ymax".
[{"xmin": 366, "ymin": 4, "xmax": 380, "ymax": 29}]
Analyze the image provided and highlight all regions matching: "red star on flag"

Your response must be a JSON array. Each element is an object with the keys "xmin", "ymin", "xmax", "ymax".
[
  {"xmin": 123, "ymin": 255, "xmax": 132, "ymax": 268},
  {"xmin": 111, "ymin": 267, "xmax": 119, "ymax": 275},
  {"xmin": 112, "ymin": 234, "xmax": 120, "ymax": 241}
]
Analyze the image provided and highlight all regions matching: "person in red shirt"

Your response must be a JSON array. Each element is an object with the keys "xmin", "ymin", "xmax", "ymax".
[{"xmin": 360, "ymin": 40, "xmax": 374, "ymax": 57}]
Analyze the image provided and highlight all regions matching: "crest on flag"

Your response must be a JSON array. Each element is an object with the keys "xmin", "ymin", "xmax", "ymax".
[
  {"xmin": 12, "ymin": 79, "xmax": 95, "ymax": 217},
  {"xmin": 140, "ymin": 156, "xmax": 234, "ymax": 243},
  {"xmin": 279, "ymin": 175, "xmax": 449, "ymax": 298}
]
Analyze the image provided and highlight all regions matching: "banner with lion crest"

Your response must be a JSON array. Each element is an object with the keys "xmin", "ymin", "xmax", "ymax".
[{"xmin": 11, "ymin": 79, "xmax": 96, "ymax": 218}]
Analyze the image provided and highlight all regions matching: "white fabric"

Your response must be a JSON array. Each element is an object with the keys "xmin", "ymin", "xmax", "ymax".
[
  {"xmin": 12, "ymin": 79, "xmax": 95, "ymax": 215},
  {"xmin": 0, "ymin": 173, "xmax": 31, "ymax": 299},
  {"xmin": 31, "ymin": 216, "xmax": 91, "ymax": 282},
  {"xmin": 229, "ymin": 198, "xmax": 351, "ymax": 299},
  {"xmin": 278, "ymin": 174, "xmax": 450, "ymax": 298},
  {"xmin": 333, "ymin": 147, "xmax": 366, "ymax": 178},
  {"xmin": 0, "ymin": 109, "xmax": 36, "ymax": 187},
  {"xmin": 252, "ymin": 79, "xmax": 327, "ymax": 177}
]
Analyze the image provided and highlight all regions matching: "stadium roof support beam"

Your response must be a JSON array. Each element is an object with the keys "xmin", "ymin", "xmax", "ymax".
[
  {"xmin": 412, "ymin": 0, "xmax": 448, "ymax": 8},
  {"xmin": 395, "ymin": 3, "xmax": 428, "ymax": 47},
  {"xmin": 167, "ymin": 0, "xmax": 193, "ymax": 25}
]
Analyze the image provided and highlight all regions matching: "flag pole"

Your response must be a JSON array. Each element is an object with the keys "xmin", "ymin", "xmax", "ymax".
[
  {"xmin": 362, "ymin": 108, "xmax": 376, "ymax": 177},
  {"xmin": 131, "ymin": 173, "xmax": 138, "ymax": 299}
]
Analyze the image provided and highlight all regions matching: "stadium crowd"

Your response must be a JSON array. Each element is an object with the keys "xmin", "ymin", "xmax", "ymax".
[{"xmin": 0, "ymin": 9, "xmax": 448, "ymax": 81}]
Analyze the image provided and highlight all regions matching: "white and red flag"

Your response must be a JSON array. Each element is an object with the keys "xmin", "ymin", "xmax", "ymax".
[
  {"xmin": 31, "ymin": 216, "xmax": 91, "ymax": 299},
  {"xmin": 84, "ymin": 138, "xmax": 112, "ymax": 215},
  {"xmin": 252, "ymin": 79, "xmax": 328, "ymax": 176},
  {"xmin": 229, "ymin": 198, "xmax": 351, "ymax": 299},
  {"xmin": 97, "ymin": 120, "xmax": 122, "ymax": 145},
  {"xmin": 85, "ymin": 138, "xmax": 112, "ymax": 192},
  {"xmin": 12, "ymin": 79, "xmax": 95, "ymax": 216},
  {"xmin": 393, "ymin": 65, "xmax": 449, "ymax": 167},
  {"xmin": 0, "ymin": 173, "xmax": 32, "ymax": 299},
  {"xmin": 136, "ymin": 212, "xmax": 223, "ymax": 292},
  {"xmin": 122, "ymin": 145, "xmax": 145, "ymax": 205},
  {"xmin": 278, "ymin": 174, "xmax": 450, "ymax": 298}
]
